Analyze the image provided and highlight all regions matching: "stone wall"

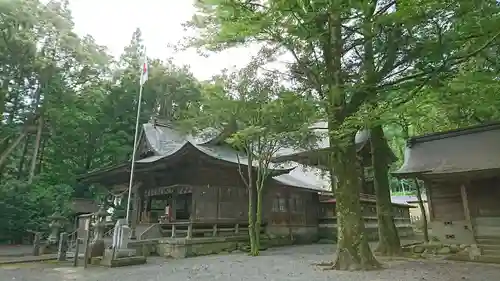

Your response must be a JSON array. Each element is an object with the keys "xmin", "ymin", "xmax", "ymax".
[
  {"xmin": 156, "ymin": 236, "xmax": 247, "ymax": 258},
  {"xmin": 266, "ymin": 225, "xmax": 319, "ymax": 244},
  {"xmin": 318, "ymin": 224, "xmax": 414, "ymax": 242}
]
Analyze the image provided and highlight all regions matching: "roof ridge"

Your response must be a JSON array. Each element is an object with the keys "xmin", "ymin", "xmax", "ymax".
[{"xmin": 408, "ymin": 121, "xmax": 500, "ymax": 146}]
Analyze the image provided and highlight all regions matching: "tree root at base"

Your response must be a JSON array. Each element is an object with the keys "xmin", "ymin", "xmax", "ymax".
[
  {"xmin": 374, "ymin": 243, "xmax": 403, "ymax": 257},
  {"xmin": 316, "ymin": 249, "xmax": 382, "ymax": 271}
]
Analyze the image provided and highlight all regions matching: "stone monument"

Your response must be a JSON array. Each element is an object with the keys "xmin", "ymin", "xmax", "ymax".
[
  {"xmin": 101, "ymin": 219, "xmax": 146, "ymax": 267},
  {"xmin": 111, "ymin": 219, "xmax": 128, "ymax": 250}
]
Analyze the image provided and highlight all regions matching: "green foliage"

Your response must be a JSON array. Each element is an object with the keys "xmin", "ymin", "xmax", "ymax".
[
  {"xmin": 0, "ymin": 178, "xmax": 72, "ymax": 243},
  {"xmin": 0, "ymin": 0, "xmax": 203, "ymax": 240},
  {"xmin": 184, "ymin": 65, "xmax": 318, "ymax": 173}
]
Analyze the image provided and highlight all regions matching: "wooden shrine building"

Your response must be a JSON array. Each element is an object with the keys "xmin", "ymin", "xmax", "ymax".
[
  {"xmin": 78, "ymin": 119, "xmax": 324, "ymax": 243},
  {"xmin": 393, "ymin": 122, "xmax": 500, "ymax": 258},
  {"xmin": 273, "ymin": 122, "xmax": 414, "ymax": 240}
]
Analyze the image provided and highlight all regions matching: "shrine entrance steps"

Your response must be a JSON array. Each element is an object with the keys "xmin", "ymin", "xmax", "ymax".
[{"xmin": 477, "ymin": 236, "xmax": 500, "ymax": 259}]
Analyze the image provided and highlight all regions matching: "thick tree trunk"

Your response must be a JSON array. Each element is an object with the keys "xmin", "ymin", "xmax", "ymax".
[
  {"xmin": 28, "ymin": 117, "xmax": 44, "ymax": 184},
  {"xmin": 330, "ymin": 136, "xmax": 380, "ymax": 270},
  {"xmin": 0, "ymin": 131, "xmax": 27, "ymax": 168},
  {"xmin": 17, "ymin": 134, "xmax": 31, "ymax": 179},
  {"xmin": 414, "ymin": 179, "xmax": 429, "ymax": 243},
  {"xmin": 245, "ymin": 152, "xmax": 258, "ymax": 256},
  {"xmin": 255, "ymin": 188, "xmax": 263, "ymax": 254},
  {"xmin": 371, "ymin": 125, "xmax": 402, "ymax": 256}
]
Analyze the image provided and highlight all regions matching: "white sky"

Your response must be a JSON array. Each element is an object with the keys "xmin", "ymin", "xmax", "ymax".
[{"xmin": 68, "ymin": 0, "xmax": 258, "ymax": 80}]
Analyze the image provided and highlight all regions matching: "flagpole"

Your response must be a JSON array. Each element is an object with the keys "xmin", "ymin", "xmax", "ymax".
[{"xmin": 125, "ymin": 83, "xmax": 144, "ymax": 225}]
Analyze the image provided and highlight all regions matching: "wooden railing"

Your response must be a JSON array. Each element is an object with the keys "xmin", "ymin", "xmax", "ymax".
[
  {"xmin": 155, "ymin": 221, "xmax": 266, "ymax": 239},
  {"xmin": 319, "ymin": 215, "xmax": 412, "ymax": 227},
  {"xmin": 139, "ymin": 224, "xmax": 162, "ymax": 240}
]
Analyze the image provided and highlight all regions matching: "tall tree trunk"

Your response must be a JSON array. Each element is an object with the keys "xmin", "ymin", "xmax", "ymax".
[
  {"xmin": 17, "ymin": 134, "xmax": 31, "ymax": 180},
  {"xmin": 0, "ymin": 78, "xmax": 9, "ymax": 119},
  {"xmin": 255, "ymin": 188, "xmax": 263, "ymax": 254},
  {"xmin": 245, "ymin": 151, "xmax": 258, "ymax": 256},
  {"xmin": 371, "ymin": 125, "xmax": 402, "ymax": 256},
  {"xmin": 0, "ymin": 131, "xmax": 27, "ymax": 168},
  {"xmin": 36, "ymin": 136, "xmax": 45, "ymax": 174},
  {"xmin": 414, "ymin": 179, "xmax": 429, "ymax": 243},
  {"xmin": 330, "ymin": 134, "xmax": 380, "ymax": 270},
  {"xmin": 27, "ymin": 117, "xmax": 43, "ymax": 184}
]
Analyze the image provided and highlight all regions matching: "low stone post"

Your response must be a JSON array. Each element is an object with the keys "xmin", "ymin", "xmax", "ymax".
[
  {"xmin": 73, "ymin": 238, "xmax": 80, "ymax": 267},
  {"xmin": 57, "ymin": 232, "xmax": 68, "ymax": 261},
  {"xmin": 212, "ymin": 224, "xmax": 218, "ymax": 237},
  {"xmin": 234, "ymin": 224, "xmax": 239, "ymax": 235},
  {"xmin": 32, "ymin": 232, "xmax": 41, "ymax": 256},
  {"xmin": 187, "ymin": 223, "xmax": 193, "ymax": 239},
  {"xmin": 171, "ymin": 225, "xmax": 176, "ymax": 238}
]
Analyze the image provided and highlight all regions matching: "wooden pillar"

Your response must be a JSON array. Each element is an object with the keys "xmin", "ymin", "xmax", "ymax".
[
  {"xmin": 171, "ymin": 191, "xmax": 177, "ymax": 221},
  {"xmin": 460, "ymin": 183, "xmax": 472, "ymax": 222},
  {"xmin": 190, "ymin": 191, "xmax": 196, "ymax": 222},
  {"xmin": 142, "ymin": 195, "xmax": 150, "ymax": 223},
  {"xmin": 137, "ymin": 189, "xmax": 144, "ymax": 224},
  {"xmin": 285, "ymin": 190, "xmax": 292, "ymax": 239},
  {"xmin": 130, "ymin": 184, "xmax": 141, "ymax": 239},
  {"xmin": 425, "ymin": 180, "xmax": 434, "ymax": 221},
  {"xmin": 216, "ymin": 186, "xmax": 221, "ymax": 220}
]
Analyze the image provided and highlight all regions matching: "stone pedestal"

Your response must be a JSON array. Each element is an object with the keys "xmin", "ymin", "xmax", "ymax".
[{"xmin": 100, "ymin": 250, "xmax": 146, "ymax": 268}]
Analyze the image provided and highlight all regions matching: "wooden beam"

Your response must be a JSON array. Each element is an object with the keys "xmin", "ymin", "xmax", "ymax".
[
  {"xmin": 460, "ymin": 183, "xmax": 472, "ymax": 223},
  {"xmin": 460, "ymin": 180, "xmax": 478, "ymax": 243}
]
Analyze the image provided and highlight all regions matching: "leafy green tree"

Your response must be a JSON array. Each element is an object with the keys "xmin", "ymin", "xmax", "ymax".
[{"xmin": 183, "ymin": 64, "xmax": 317, "ymax": 255}]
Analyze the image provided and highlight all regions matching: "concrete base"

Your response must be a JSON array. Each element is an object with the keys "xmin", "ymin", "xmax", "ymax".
[
  {"xmin": 156, "ymin": 236, "xmax": 245, "ymax": 258},
  {"xmin": 266, "ymin": 226, "xmax": 319, "ymax": 244},
  {"xmin": 126, "ymin": 240, "xmax": 158, "ymax": 257},
  {"xmin": 150, "ymin": 235, "xmax": 297, "ymax": 259},
  {"xmin": 319, "ymin": 225, "xmax": 414, "ymax": 241},
  {"xmin": 447, "ymin": 253, "xmax": 500, "ymax": 264},
  {"xmin": 99, "ymin": 256, "xmax": 147, "ymax": 267},
  {"xmin": 104, "ymin": 248, "xmax": 137, "ymax": 258},
  {"xmin": 99, "ymin": 249, "xmax": 147, "ymax": 268}
]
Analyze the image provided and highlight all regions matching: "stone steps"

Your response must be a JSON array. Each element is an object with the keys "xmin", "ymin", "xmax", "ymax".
[
  {"xmin": 476, "ymin": 235, "xmax": 500, "ymax": 257},
  {"xmin": 479, "ymin": 244, "xmax": 500, "ymax": 251},
  {"xmin": 476, "ymin": 236, "xmax": 500, "ymax": 246}
]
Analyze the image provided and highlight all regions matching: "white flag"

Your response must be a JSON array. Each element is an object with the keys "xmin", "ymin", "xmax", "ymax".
[{"xmin": 140, "ymin": 55, "xmax": 148, "ymax": 86}]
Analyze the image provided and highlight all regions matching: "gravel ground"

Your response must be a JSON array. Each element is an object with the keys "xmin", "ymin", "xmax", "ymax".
[{"xmin": 1, "ymin": 244, "xmax": 500, "ymax": 281}]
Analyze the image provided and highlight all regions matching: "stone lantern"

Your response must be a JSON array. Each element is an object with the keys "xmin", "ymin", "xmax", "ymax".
[
  {"xmin": 47, "ymin": 212, "xmax": 65, "ymax": 245},
  {"xmin": 89, "ymin": 205, "xmax": 108, "ymax": 258}
]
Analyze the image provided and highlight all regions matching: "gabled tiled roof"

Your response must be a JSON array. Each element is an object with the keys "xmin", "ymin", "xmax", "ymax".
[{"xmin": 394, "ymin": 122, "xmax": 500, "ymax": 176}]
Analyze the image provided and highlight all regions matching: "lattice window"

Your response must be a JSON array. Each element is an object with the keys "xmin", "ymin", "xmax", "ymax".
[{"xmin": 273, "ymin": 193, "xmax": 288, "ymax": 212}]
